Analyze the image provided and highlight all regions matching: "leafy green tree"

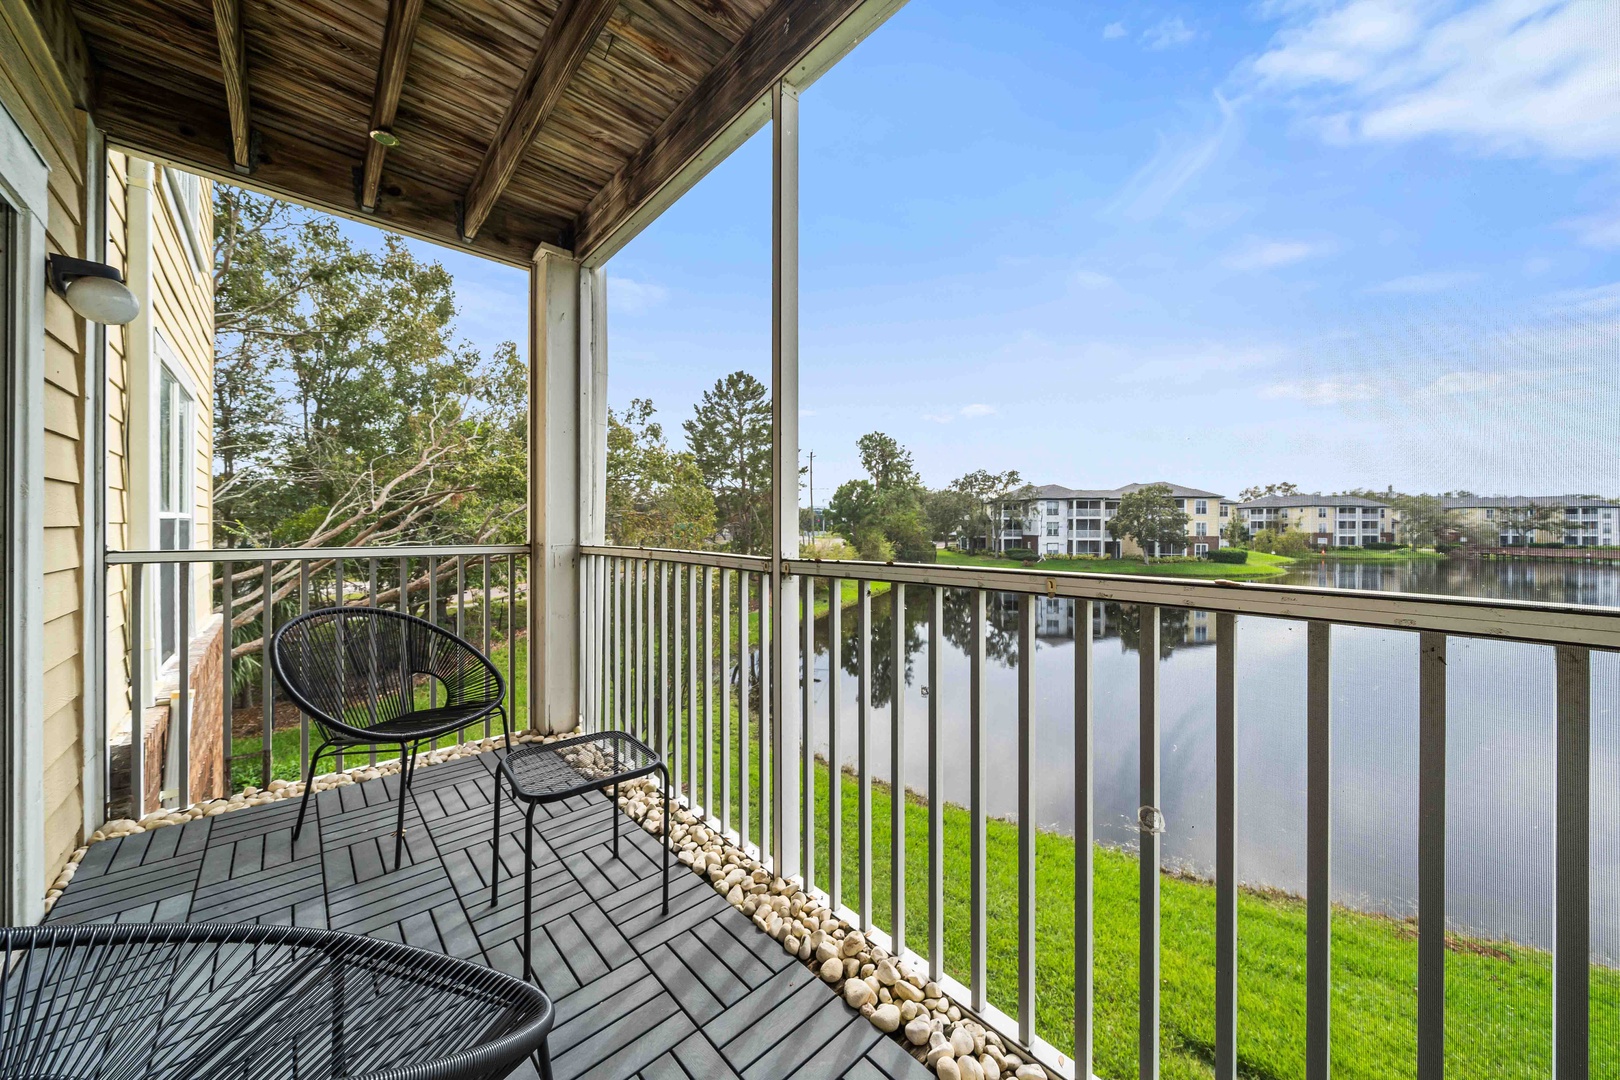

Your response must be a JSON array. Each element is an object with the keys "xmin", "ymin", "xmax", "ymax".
[
  {"xmin": 922, "ymin": 487, "xmax": 977, "ymax": 544},
  {"xmin": 824, "ymin": 432, "xmax": 935, "ymax": 563},
  {"xmin": 1222, "ymin": 509, "xmax": 1248, "ymax": 547},
  {"xmin": 607, "ymin": 398, "xmax": 716, "ymax": 549},
  {"xmin": 1393, "ymin": 495, "xmax": 1463, "ymax": 547},
  {"xmin": 1239, "ymin": 481, "xmax": 1300, "ymax": 501},
  {"xmin": 946, "ymin": 469, "xmax": 1024, "ymax": 549},
  {"xmin": 1496, "ymin": 502, "xmax": 1563, "ymax": 545},
  {"xmin": 684, "ymin": 371, "xmax": 771, "ymax": 554},
  {"xmin": 1107, "ymin": 483, "xmax": 1190, "ymax": 560}
]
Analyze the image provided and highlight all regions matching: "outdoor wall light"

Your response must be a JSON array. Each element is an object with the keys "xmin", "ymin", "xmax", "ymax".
[
  {"xmin": 46, "ymin": 254, "xmax": 141, "ymax": 325},
  {"xmin": 369, "ymin": 128, "xmax": 400, "ymax": 147}
]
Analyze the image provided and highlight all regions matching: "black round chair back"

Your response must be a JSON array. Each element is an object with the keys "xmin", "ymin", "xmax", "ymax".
[
  {"xmin": 272, "ymin": 607, "xmax": 504, "ymax": 746},
  {"xmin": 0, "ymin": 922, "xmax": 553, "ymax": 1080}
]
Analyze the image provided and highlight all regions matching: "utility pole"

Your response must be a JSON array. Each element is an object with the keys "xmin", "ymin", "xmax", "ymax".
[{"xmin": 807, "ymin": 450, "xmax": 815, "ymax": 540}]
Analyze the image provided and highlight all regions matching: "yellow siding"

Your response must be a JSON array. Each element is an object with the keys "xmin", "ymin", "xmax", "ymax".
[{"xmin": 1, "ymin": 0, "xmax": 214, "ymax": 898}]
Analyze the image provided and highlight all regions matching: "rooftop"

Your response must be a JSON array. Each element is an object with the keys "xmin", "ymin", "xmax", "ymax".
[{"xmin": 1239, "ymin": 494, "xmax": 1392, "ymax": 509}]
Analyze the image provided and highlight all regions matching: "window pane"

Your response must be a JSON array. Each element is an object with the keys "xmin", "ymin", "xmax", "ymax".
[{"xmin": 159, "ymin": 370, "xmax": 174, "ymax": 512}]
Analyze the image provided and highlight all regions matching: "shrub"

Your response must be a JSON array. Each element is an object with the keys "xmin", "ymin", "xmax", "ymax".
[
  {"xmin": 1362, "ymin": 541, "xmax": 1400, "ymax": 550},
  {"xmin": 1208, "ymin": 548, "xmax": 1248, "ymax": 564},
  {"xmin": 1003, "ymin": 547, "xmax": 1037, "ymax": 561}
]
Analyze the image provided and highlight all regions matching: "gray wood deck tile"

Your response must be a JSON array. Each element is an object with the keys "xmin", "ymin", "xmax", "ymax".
[{"xmin": 45, "ymin": 743, "xmax": 933, "ymax": 1080}]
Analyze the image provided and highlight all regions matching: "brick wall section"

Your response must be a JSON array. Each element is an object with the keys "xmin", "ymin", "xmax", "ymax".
[{"xmin": 110, "ymin": 615, "xmax": 225, "ymax": 816}]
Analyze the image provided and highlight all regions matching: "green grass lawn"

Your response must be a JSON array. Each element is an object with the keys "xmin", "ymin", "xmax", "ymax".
[
  {"xmin": 807, "ymin": 767, "xmax": 1619, "ymax": 1080},
  {"xmin": 936, "ymin": 549, "xmax": 1295, "ymax": 580}
]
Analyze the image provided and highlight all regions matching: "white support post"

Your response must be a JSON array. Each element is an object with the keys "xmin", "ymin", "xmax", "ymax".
[
  {"xmin": 529, "ymin": 246, "xmax": 583, "ymax": 734},
  {"xmin": 769, "ymin": 80, "xmax": 801, "ymax": 881}
]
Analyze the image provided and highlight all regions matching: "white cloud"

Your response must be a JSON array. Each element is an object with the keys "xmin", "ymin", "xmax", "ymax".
[
  {"xmin": 1108, "ymin": 93, "xmax": 1238, "ymax": 221},
  {"xmin": 609, "ymin": 276, "xmax": 669, "ymax": 315},
  {"xmin": 1224, "ymin": 237, "xmax": 1332, "ymax": 270},
  {"xmin": 960, "ymin": 403, "xmax": 996, "ymax": 418},
  {"xmin": 1070, "ymin": 268, "xmax": 1115, "ymax": 289},
  {"xmin": 1250, "ymin": 0, "xmax": 1620, "ymax": 160},
  {"xmin": 1366, "ymin": 270, "xmax": 1480, "ymax": 293},
  {"xmin": 1144, "ymin": 16, "xmax": 1195, "ymax": 49},
  {"xmin": 1261, "ymin": 377, "xmax": 1379, "ymax": 405},
  {"xmin": 1566, "ymin": 208, "xmax": 1620, "ymax": 249},
  {"xmin": 1103, "ymin": 21, "xmax": 1127, "ymax": 39}
]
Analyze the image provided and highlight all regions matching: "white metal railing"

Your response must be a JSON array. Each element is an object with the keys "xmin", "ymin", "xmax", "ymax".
[
  {"xmin": 577, "ymin": 543, "xmax": 1618, "ymax": 1080},
  {"xmin": 103, "ymin": 544, "xmax": 529, "ymax": 819}
]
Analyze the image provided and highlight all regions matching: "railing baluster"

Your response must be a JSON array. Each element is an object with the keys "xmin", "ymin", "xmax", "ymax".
[
  {"xmin": 740, "ymin": 571, "xmax": 752, "ymax": 852},
  {"xmin": 1306, "ymin": 620, "xmax": 1332, "ymax": 1080},
  {"xmin": 222, "ymin": 560, "xmax": 233, "ymax": 790},
  {"xmin": 483, "ymin": 555, "xmax": 493, "ymax": 738},
  {"xmin": 632, "ymin": 560, "xmax": 642, "ymax": 743},
  {"xmin": 1554, "ymin": 644, "xmax": 1590, "ymax": 1080},
  {"xmin": 130, "ymin": 565, "xmax": 146, "ymax": 816},
  {"xmin": 427, "ymin": 557, "xmax": 439, "ymax": 715},
  {"xmin": 761, "ymin": 573, "xmax": 772, "ymax": 867},
  {"xmin": 673, "ymin": 561, "xmax": 683, "ymax": 797},
  {"xmin": 928, "ymin": 584, "xmax": 944, "ymax": 982},
  {"xmin": 970, "ymin": 587, "xmax": 987, "ymax": 1011},
  {"xmin": 704, "ymin": 566, "xmax": 714, "ymax": 818},
  {"xmin": 334, "ymin": 556, "xmax": 345, "ymax": 770},
  {"xmin": 803, "ymin": 574, "xmax": 815, "ymax": 895},
  {"xmin": 1017, "ymin": 591, "xmax": 1036, "ymax": 1047},
  {"xmin": 647, "ymin": 561, "xmax": 657, "ymax": 748},
  {"xmin": 689, "ymin": 564, "xmax": 698, "ymax": 802},
  {"xmin": 506, "ymin": 554, "xmax": 516, "ymax": 730},
  {"xmin": 1140, "ymin": 603, "xmax": 1161, "ymax": 1080},
  {"xmin": 1076, "ymin": 598, "xmax": 1096, "ymax": 1076},
  {"xmin": 300, "ymin": 560, "xmax": 311, "ymax": 773},
  {"xmin": 660, "ymin": 562, "xmax": 670, "ymax": 764},
  {"xmin": 370, "ymin": 559, "xmax": 380, "ymax": 764},
  {"xmin": 721, "ymin": 568, "xmax": 732, "ymax": 837},
  {"xmin": 1215, "ymin": 612, "xmax": 1236, "ymax": 1080},
  {"xmin": 829, "ymin": 577, "xmax": 843, "ymax": 912},
  {"xmin": 261, "ymin": 559, "xmax": 274, "ymax": 786},
  {"xmin": 176, "ymin": 563, "xmax": 191, "ymax": 808},
  {"xmin": 891, "ymin": 581, "xmax": 907, "ymax": 957},
  {"xmin": 858, "ymin": 579, "xmax": 872, "ymax": 931},
  {"xmin": 1417, "ymin": 631, "xmax": 1446, "ymax": 1080}
]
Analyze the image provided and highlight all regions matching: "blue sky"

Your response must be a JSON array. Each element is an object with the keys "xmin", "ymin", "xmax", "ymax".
[{"xmin": 398, "ymin": 0, "xmax": 1620, "ymax": 503}]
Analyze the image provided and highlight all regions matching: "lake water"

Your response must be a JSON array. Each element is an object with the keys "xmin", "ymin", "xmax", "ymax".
[{"xmin": 804, "ymin": 557, "xmax": 1620, "ymax": 959}]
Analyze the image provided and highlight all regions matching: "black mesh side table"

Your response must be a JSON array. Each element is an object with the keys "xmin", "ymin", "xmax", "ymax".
[{"xmin": 490, "ymin": 731, "xmax": 669, "ymax": 981}]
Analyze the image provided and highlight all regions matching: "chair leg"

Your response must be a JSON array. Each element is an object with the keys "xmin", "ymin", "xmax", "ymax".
[
  {"xmin": 394, "ymin": 742, "xmax": 418, "ymax": 872},
  {"xmin": 523, "ymin": 801, "xmax": 537, "ymax": 982},
  {"xmin": 610, "ymin": 781, "xmax": 619, "ymax": 862},
  {"xmin": 292, "ymin": 742, "xmax": 331, "ymax": 841},
  {"xmin": 496, "ymin": 704, "xmax": 512, "ymax": 752},
  {"xmin": 659, "ymin": 764, "xmax": 670, "ymax": 916},
  {"xmin": 489, "ymin": 770, "xmax": 503, "ymax": 907},
  {"xmin": 534, "ymin": 1038, "xmax": 555, "ymax": 1080}
]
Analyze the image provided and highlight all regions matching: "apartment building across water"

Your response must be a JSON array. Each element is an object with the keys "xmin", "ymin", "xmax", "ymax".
[
  {"xmin": 996, "ymin": 483, "xmax": 1233, "ymax": 558},
  {"xmin": 1440, "ymin": 496, "xmax": 1619, "ymax": 547},
  {"xmin": 1238, "ymin": 494, "xmax": 1395, "ymax": 548}
]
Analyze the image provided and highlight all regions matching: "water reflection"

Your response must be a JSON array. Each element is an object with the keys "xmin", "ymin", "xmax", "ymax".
[{"xmin": 808, "ymin": 558, "xmax": 1619, "ymax": 958}]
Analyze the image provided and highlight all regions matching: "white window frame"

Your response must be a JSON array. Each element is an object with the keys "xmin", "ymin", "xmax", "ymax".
[
  {"xmin": 1, "ymin": 99, "xmax": 49, "ymax": 925},
  {"xmin": 156, "ymin": 359, "xmax": 197, "ymax": 668},
  {"xmin": 1194, "ymin": 499, "xmax": 1207, "ymax": 515}
]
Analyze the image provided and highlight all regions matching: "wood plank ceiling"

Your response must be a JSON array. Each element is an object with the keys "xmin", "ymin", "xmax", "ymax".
[{"xmin": 62, "ymin": 0, "xmax": 862, "ymax": 265}]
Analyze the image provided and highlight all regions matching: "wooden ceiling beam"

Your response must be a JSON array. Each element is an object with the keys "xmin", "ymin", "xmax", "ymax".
[
  {"xmin": 209, "ymin": 0, "xmax": 254, "ymax": 173},
  {"xmin": 360, "ymin": 0, "xmax": 426, "ymax": 212},
  {"xmin": 573, "ymin": 0, "xmax": 873, "ymax": 259},
  {"xmin": 92, "ymin": 68, "xmax": 567, "ymax": 265},
  {"xmin": 461, "ymin": 0, "xmax": 619, "ymax": 241}
]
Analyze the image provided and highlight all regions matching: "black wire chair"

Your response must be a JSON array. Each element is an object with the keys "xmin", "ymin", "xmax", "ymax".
[
  {"xmin": 0, "ymin": 922, "xmax": 554, "ymax": 1079},
  {"xmin": 272, "ymin": 606, "xmax": 510, "ymax": 869}
]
